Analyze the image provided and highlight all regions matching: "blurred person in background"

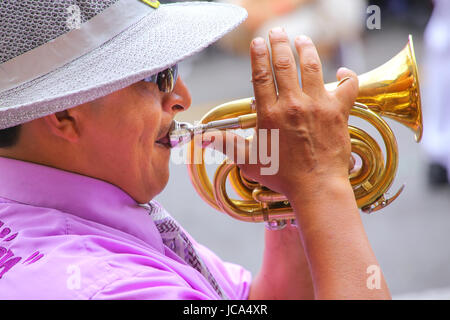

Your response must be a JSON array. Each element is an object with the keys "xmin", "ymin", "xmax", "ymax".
[
  {"xmin": 422, "ymin": 0, "xmax": 450, "ymax": 186},
  {"xmin": 216, "ymin": 0, "xmax": 367, "ymax": 70},
  {"xmin": 373, "ymin": 0, "xmax": 432, "ymax": 28}
]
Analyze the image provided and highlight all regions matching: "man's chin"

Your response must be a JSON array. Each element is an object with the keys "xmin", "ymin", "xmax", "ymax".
[
  {"xmin": 155, "ymin": 175, "xmax": 170, "ymax": 198},
  {"xmin": 145, "ymin": 168, "xmax": 170, "ymax": 202}
]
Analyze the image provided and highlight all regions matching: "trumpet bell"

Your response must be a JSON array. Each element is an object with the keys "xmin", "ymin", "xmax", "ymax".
[{"xmin": 326, "ymin": 34, "xmax": 423, "ymax": 142}]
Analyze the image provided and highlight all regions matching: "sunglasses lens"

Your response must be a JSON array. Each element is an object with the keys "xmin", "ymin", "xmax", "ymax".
[
  {"xmin": 157, "ymin": 64, "xmax": 178, "ymax": 93},
  {"xmin": 143, "ymin": 64, "xmax": 178, "ymax": 93}
]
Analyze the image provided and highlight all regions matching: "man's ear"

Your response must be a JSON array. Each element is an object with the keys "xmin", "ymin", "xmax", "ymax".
[{"xmin": 43, "ymin": 109, "xmax": 80, "ymax": 143}]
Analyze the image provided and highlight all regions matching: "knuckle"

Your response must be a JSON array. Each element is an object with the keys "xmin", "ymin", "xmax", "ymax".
[
  {"xmin": 284, "ymin": 103, "xmax": 305, "ymax": 124},
  {"xmin": 308, "ymin": 104, "xmax": 323, "ymax": 119},
  {"xmin": 252, "ymin": 69, "xmax": 273, "ymax": 86},
  {"xmin": 286, "ymin": 105, "xmax": 302, "ymax": 117},
  {"xmin": 270, "ymin": 36, "xmax": 289, "ymax": 45},
  {"xmin": 253, "ymin": 48, "xmax": 268, "ymax": 59},
  {"xmin": 302, "ymin": 61, "xmax": 321, "ymax": 74},
  {"xmin": 273, "ymin": 56, "xmax": 293, "ymax": 72}
]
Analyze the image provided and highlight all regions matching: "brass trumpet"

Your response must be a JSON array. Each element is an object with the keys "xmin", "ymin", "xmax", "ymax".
[{"xmin": 169, "ymin": 35, "xmax": 422, "ymax": 226}]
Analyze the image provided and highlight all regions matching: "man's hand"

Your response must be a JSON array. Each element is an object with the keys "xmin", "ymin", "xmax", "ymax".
[{"xmin": 240, "ymin": 28, "xmax": 358, "ymax": 201}]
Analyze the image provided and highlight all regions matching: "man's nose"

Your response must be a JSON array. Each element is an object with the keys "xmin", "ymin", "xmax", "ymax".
[{"xmin": 162, "ymin": 76, "xmax": 192, "ymax": 115}]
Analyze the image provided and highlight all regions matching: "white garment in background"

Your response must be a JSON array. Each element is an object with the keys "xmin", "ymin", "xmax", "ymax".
[
  {"xmin": 255, "ymin": 0, "xmax": 367, "ymax": 72},
  {"xmin": 422, "ymin": 0, "xmax": 450, "ymax": 175},
  {"xmin": 256, "ymin": 0, "xmax": 366, "ymax": 49}
]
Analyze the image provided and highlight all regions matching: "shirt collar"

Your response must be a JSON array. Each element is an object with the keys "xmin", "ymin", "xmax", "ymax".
[{"xmin": 0, "ymin": 156, "xmax": 164, "ymax": 253}]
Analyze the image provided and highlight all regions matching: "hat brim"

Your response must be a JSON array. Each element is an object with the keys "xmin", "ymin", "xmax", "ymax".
[{"xmin": 0, "ymin": 2, "xmax": 247, "ymax": 129}]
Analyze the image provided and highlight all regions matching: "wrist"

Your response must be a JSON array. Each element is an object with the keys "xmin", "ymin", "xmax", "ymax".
[
  {"xmin": 285, "ymin": 175, "xmax": 353, "ymax": 207},
  {"xmin": 288, "ymin": 176, "xmax": 359, "ymax": 222}
]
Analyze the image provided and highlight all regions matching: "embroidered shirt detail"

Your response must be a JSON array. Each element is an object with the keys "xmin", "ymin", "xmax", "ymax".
[{"xmin": 0, "ymin": 220, "xmax": 44, "ymax": 279}]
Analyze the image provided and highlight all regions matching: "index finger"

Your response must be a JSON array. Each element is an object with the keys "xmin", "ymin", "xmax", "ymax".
[{"xmin": 250, "ymin": 37, "xmax": 277, "ymax": 113}]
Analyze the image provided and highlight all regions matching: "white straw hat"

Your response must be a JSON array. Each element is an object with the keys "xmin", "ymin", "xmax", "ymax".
[{"xmin": 0, "ymin": 0, "xmax": 247, "ymax": 129}]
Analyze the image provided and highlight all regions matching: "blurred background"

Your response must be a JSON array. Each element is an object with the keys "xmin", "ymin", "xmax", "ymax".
[{"xmin": 156, "ymin": 0, "xmax": 450, "ymax": 299}]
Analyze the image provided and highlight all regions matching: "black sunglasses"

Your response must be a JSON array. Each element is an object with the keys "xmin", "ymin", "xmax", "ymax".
[{"xmin": 143, "ymin": 64, "xmax": 179, "ymax": 93}]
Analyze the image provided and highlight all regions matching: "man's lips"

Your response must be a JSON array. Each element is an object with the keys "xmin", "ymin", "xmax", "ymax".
[
  {"xmin": 155, "ymin": 135, "xmax": 171, "ymax": 148},
  {"xmin": 155, "ymin": 122, "xmax": 173, "ymax": 148}
]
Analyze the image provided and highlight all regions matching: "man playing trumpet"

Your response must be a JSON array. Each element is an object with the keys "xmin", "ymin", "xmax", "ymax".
[{"xmin": 0, "ymin": 0, "xmax": 390, "ymax": 299}]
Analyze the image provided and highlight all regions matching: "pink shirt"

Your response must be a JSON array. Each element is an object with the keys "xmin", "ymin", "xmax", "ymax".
[{"xmin": 0, "ymin": 157, "xmax": 251, "ymax": 299}]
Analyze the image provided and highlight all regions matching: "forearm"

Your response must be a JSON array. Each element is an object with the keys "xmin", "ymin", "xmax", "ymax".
[
  {"xmin": 290, "ymin": 178, "xmax": 391, "ymax": 300},
  {"xmin": 248, "ymin": 222, "xmax": 314, "ymax": 300}
]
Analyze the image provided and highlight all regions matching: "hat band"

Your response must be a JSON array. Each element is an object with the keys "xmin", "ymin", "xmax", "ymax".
[{"xmin": 0, "ymin": 0, "xmax": 157, "ymax": 94}]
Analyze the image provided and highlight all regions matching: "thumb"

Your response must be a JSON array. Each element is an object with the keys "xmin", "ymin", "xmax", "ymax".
[{"xmin": 334, "ymin": 67, "xmax": 359, "ymax": 109}]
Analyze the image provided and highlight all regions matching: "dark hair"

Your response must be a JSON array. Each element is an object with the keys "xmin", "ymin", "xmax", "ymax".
[{"xmin": 0, "ymin": 125, "xmax": 22, "ymax": 148}]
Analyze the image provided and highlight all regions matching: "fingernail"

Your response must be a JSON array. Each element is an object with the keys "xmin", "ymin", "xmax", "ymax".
[
  {"xmin": 252, "ymin": 37, "xmax": 265, "ymax": 47},
  {"xmin": 337, "ymin": 77, "xmax": 351, "ymax": 87},
  {"xmin": 270, "ymin": 27, "xmax": 285, "ymax": 36},
  {"xmin": 295, "ymin": 35, "xmax": 311, "ymax": 44}
]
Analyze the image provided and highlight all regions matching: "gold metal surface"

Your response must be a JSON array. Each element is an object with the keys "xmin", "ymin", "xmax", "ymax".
[{"xmin": 186, "ymin": 35, "xmax": 423, "ymax": 223}]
